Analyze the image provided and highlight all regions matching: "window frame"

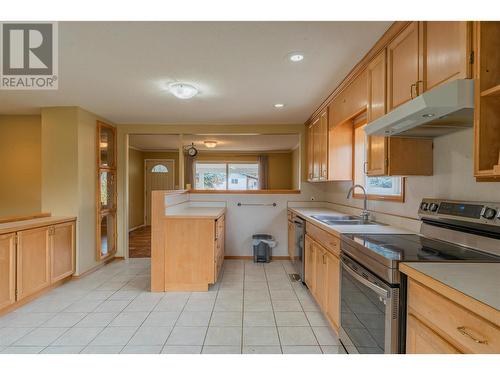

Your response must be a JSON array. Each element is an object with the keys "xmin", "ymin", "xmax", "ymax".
[
  {"xmin": 193, "ymin": 160, "xmax": 260, "ymax": 191},
  {"xmin": 352, "ymin": 121, "xmax": 405, "ymax": 202}
]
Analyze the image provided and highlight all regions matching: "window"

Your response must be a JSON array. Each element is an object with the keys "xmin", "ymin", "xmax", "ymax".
[
  {"xmin": 194, "ymin": 162, "xmax": 259, "ymax": 190},
  {"xmin": 353, "ymin": 124, "xmax": 404, "ymax": 200},
  {"xmin": 151, "ymin": 164, "xmax": 168, "ymax": 173}
]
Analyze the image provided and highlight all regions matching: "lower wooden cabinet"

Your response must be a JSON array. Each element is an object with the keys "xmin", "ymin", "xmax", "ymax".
[
  {"xmin": 214, "ymin": 216, "xmax": 225, "ymax": 281},
  {"xmin": 0, "ymin": 233, "xmax": 16, "ymax": 310},
  {"xmin": 304, "ymin": 226, "xmax": 341, "ymax": 332},
  {"xmin": 0, "ymin": 219, "xmax": 76, "ymax": 313},
  {"xmin": 407, "ymin": 313, "xmax": 460, "ymax": 354},
  {"xmin": 287, "ymin": 220, "xmax": 295, "ymax": 261},
  {"xmin": 16, "ymin": 226, "xmax": 51, "ymax": 301}
]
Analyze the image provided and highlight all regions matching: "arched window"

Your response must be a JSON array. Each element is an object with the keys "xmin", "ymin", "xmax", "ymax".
[{"xmin": 152, "ymin": 164, "xmax": 168, "ymax": 173}]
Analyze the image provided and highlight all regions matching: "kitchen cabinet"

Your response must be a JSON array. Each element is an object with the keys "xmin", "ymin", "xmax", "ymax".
[
  {"xmin": 306, "ymin": 124, "xmax": 314, "ymax": 182},
  {"xmin": 307, "ymin": 110, "xmax": 328, "ymax": 182},
  {"xmin": 215, "ymin": 215, "xmax": 225, "ymax": 281},
  {"xmin": 50, "ymin": 222, "xmax": 75, "ymax": 283},
  {"xmin": 16, "ymin": 226, "xmax": 51, "ymax": 301},
  {"xmin": 304, "ymin": 223, "xmax": 341, "ymax": 332},
  {"xmin": 287, "ymin": 219, "xmax": 295, "ymax": 261},
  {"xmin": 328, "ymin": 106, "xmax": 353, "ymax": 181},
  {"xmin": 474, "ymin": 21, "xmax": 500, "ymax": 181},
  {"xmin": 0, "ymin": 233, "xmax": 16, "ymax": 310},
  {"xmin": 405, "ymin": 277, "xmax": 500, "ymax": 354}
]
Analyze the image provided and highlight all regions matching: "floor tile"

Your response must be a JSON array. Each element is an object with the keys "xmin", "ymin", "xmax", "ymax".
[
  {"xmin": 109, "ymin": 312, "xmax": 149, "ymax": 327},
  {"xmin": 305, "ymin": 311, "xmax": 329, "ymax": 326},
  {"xmin": 300, "ymin": 299, "xmax": 321, "ymax": 312},
  {"xmin": 5, "ymin": 313, "xmax": 55, "ymax": 327},
  {"xmin": 75, "ymin": 313, "xmax": 117, "ymax": 327},
  {"xmin": 202, "ymin": 345, "xmax": 241, "ymax": 354},
  {"xmin": 176, "ymin": 311, "xmax": 211, "ymax": 327},
  {"xmin": 82, "ymin": 291, "xmax": 115, "ymax": 300},
  {"xmin": 124, "ymin": 299, "xmax": 159, "ymax": 312},
  {"xmin": 243, "ymin": 300, "xmax": 273, "ymax": 312},
  {"xmin": 278, "ymin": 326, "xmax": 318, "ymax": 346},
  {"xmin": 312, "ymin": 326, "xmax": 340, "ymax": 345},
  {"xmin": 52, "ymin": 327, "xmax": 103, "ymax": 346},
  {"xmin": 128, "ymin": 326, "xmax": 173, "ymax": 346},
  {"xmin": 121, "ymin": 345, "xmax": 162, "ymax": 354},
  {"xmin": 90, "ymin": 326, "xmax": 137, "ymax": 346},
  {"xmin": 204, "ymin": 326, "xmax": 242, "ymax": 346},
  {"xmin": 166, "ymin": 326, "xmax": 207, "ymax": 346},
  {"xmin": 143, "ymin": 311, "xmax": 180, "ymax": 326},
  {"xmin": 243, "ymin": 326, "xmax": 279, "ymax": 346},
  {"xmin": 12, "ymin": 327, "xmax": 68, "ymax": 346},
  {"xmin": 282, "ymin": 345, "xmax": 322, "ymax": 354},
  {"xmin": 243, "ymin": 311, "xmax": 275, "ymax": 327},
  {"xmin": 1, "ymin": 346, "xmax": 45, "ymax": 354},
  {"xmin": 0, "ymin": 327, "xmax": 33, "ymax": 346},
  {"xmin": 65, "ymin": 300, "xmax": 103, "ymax": 313},
  {"xmin": 275, "ymin": 311, "xmax": 309, "ymax": 326},
  {"xmin": 243, "ymin": 345, "xmax": 282, "ymax": 354},
  {"xmin": 81, "ymin": 345, "xmax": 124, "ymax": 354},
  {"xmin": 213, "ymin": 298, "xmax": 243, "ymax": 312},
  {"xmin": 94, "ymin": 300, "xmax": 130, "ymax": 313},
  {"xmin": 321, "ymin": 345, "xmax": 343, "ymax": 354},
  {"xmin": 42, "ymin": 313, "xmax": 87, "ymax": 328},
  {"xmin": 270, "ymin": 290, "xmax": 298, "ymax": 300},
  {"xmin": 41, "ymin": 346, "xmax": 84, "ymax": 354},
  {"xmin": 272, "ymin": 299, "xmax": 303, "ymax": 312},
  {"xmin": 154, "ymin": 299, "xmax": 187, "ymax": 312},
  {"xmin": 161, "ymin": 345, "xmax": 202, "ymax": 354},
  {"xmin": 108, "ymin": 291, "xmax": 141, "ymax": 300},
  {"xmin": 184, "ymin": 299, "xmax": 215, "ymax": 312},
  {"xmin": 209, "ymin": 311, "xmax": 242, "ymax": 327}
]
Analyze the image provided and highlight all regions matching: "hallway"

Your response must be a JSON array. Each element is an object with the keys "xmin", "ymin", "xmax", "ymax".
[{"xmin": 129, "ymin": 226, "xmax": 151, "ymax": 258}]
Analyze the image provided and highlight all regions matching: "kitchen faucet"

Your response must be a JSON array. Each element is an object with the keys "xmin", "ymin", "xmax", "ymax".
[{"xmin": 346, "ymin": 184, "xmax": 370, "ymax": 221}]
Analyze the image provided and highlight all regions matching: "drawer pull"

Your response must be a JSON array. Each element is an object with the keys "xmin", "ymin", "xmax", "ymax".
[{"xmin": 457, "ymin": 326, "xmax": 488, "ymax": 344}]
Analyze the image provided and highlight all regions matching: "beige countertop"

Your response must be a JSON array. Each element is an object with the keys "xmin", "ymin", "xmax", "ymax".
[
  {"xmin": 288, "ymin": 206, "xmax": 416, "ymax": 235},
  {"xmin": 401, "ymin": 262, "xmax": 500, "ymax": 312},
  {"xmin": 0, "ymin": 216, "xmax": 76, "ymax": 235},
  {"xmin": 165, "ymin": 203, "xmax": 226, "ymax": 219}
]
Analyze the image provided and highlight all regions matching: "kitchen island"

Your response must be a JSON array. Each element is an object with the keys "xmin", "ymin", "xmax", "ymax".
[{"xmin": 151, "ymin": 190, "xmax": 226, "ymax": 292}]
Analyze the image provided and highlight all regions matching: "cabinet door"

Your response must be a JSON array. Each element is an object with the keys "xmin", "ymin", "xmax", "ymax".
[
  {"xmin": 17, "ymin": 226, "xmax": 51, "ymax": 300},
  {"xmin": 312, "ymin": 117, "xmax": 321, "ymax": 181},
  {"xmin": 367, "ymin": 136, "xmax": 388, "ymax": 176},
  {"xmin": 406, "ymin": 314, "xmax": 461, "ymax": 354},
  {"xmin": 314, "ymin": 244, "xmax": 326, "ymax": 309},
  {"xmin": 287, "ymin": 220, "xmax": 295, "ymax": 261},
  {"xmin": 304, "ymin": 235, "xmax": 316, "ymax": 293},
  {"xmin": 387, "ymin": 22, "xmax": 420, "ymax": 110},
  {"xmin": 324, "ymin": 251, "xmax": 340, "ymax": 331},
  {"xmin": 0, "ymin": 233, "xmax": 16, "ymax": 309},
  {"xmin": 319, "ymin": 110, "xmax": 329, "ymax": 180},
  {"xmin": 421, "ymin": 21, "xmax": 471, "ymax": 92},
  {"xmin": 51, "ymin": 222, "xmax": 75, "ymax": 283},
  {"xmin": 306, "ymin": 125, "xmax": 314, "ymax": 182}
]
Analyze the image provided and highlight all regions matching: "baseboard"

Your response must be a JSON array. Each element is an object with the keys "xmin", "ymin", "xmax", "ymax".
[
  {"xmin": 224, "ymin": 255, "xmax": 291, "ymax": 260},
  {"xmin": 72, "ymin": 257, "xmax": 121, "ymax": 279},
  {"xmin": 129, "ymin": 224, "xmax": 146, "ymax": 232}
]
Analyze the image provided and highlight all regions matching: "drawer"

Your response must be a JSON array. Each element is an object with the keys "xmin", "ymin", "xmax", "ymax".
[
  {"xmin": 408, "ymin": 279, "xmax": 500, "ymax": 354},
  {"xmin": 306, "ymin": 222, "xmax": 340, "ymax": 256}
]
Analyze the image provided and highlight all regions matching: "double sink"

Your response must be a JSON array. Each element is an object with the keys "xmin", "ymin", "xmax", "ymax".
[{"xmin": 311, "ymin": 214, "xmax": 377, "ymax": 226}]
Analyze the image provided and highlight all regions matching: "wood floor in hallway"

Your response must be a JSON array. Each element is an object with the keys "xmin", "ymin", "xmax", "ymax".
[{"xmin": 129, "ymin": 226, "xmax": 151, "ymax": 258}]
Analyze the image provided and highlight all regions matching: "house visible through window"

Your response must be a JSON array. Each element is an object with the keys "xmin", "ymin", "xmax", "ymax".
[
  {"xmin": 195, "ymin": 162, "xmax": 259, "ymax": 190},
  {"xmin": 354, "ymin": 124, "xmax": 403, "ymax": 200}
]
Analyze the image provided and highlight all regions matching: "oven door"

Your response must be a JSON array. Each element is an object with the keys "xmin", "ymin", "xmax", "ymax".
[{"xmin": 339, "ymin": 255, "xmax": 399, "ymax": 354}]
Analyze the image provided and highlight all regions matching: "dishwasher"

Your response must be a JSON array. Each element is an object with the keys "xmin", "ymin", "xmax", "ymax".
[{"xmin": 292, "ymin": 216, "xmax": 305, "ymax": 281}]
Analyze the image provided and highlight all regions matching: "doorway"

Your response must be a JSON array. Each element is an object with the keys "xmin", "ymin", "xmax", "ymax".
[{"xmin": 144, "ymin": 159, "xmax": 175, "ymax": 225}]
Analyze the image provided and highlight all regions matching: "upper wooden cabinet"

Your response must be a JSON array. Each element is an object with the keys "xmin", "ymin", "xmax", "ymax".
[
  {"xmin": 306, "ymin": 124, "xmax": 314, "ymax": 182},
  {"xmin": 367, "ymin": 50, "xmax": 387, "ymax": 123},
  {"xmin": 0, "ymin": 233, "xmax": 16, "ymax": 310},
  {"xmin": 307, "ymin": 110, "xmax": 328, "ymax": 182},
  {"xmin": 474, "ymin": 21, "xmax": 500, "ymax": 181}
]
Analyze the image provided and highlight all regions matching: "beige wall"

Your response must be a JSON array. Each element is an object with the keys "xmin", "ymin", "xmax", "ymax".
[
  {"xmin": 128, "ymin": 148, "xmax": 145, "ymax": 229},
  {"xmin": 0, "ymin": 115, "xmax": 42, "ymax": 217}
]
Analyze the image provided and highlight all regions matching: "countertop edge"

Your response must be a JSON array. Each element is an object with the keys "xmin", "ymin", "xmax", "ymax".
[
  {"xmin": 164, "ymin": 208, "xmax": 226, "ymax": 220},
  {"xmin": 0, "ymin": 216, "xmax": 76, "ymax": 235},
  {"xmin": 399, "ymin": 263, "xmax": 499, "ymax": 325}
]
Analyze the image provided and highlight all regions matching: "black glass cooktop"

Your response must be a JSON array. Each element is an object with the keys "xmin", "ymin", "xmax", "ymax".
[{"xmin": 342, "ymin": 234, "xmax": 500, "ymax": 263}]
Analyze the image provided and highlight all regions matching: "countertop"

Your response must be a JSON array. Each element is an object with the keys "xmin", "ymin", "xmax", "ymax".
[
  {"xmin": 165, "ymin": 203, "xmax": 226, "ymax": 219},
  {"xmin": 0, "ymin": 216, "xmax": 76, "ymax": 235},
  {"xmin": 288, "ymin": 207, "xmax": 416, "ymax": 236},
  {"xmin": 400, "ymin": 262, "xmax": 500, "ymax": 314}
]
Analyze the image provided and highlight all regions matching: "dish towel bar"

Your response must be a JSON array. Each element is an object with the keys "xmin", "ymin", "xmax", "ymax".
[{"xmin": 237, "ymin": 202, "xmax": 277, "ymax": 207}]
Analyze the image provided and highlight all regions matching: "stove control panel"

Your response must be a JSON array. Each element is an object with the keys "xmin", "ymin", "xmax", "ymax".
[{"xmin": 419, "ymin": 198, "xmax": 500, "ymax": 226}]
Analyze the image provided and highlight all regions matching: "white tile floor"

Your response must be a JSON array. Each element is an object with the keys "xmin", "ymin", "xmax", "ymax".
[{"xmin": 0, "ymin": 258, "xmax": 343, "ymax": 354}]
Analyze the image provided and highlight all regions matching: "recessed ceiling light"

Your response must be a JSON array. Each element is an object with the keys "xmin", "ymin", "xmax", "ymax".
[
  {"xmin": 422, "ymin": 113, "xmax": 435, "ymax": 118},
  {"xmin": 204, "ymin": 140, "xmax": 217, "ymax": 148},
  {"xmin": 288, "ymin": 52, "xmax": 304, "ymax": 62},
  {"xmin": 274, "ymin": 103, "xmax": 285, "ymax": 108},
  {"xmin": 168, "ymin": 82, "xmax": 199, "ymax": 99}
]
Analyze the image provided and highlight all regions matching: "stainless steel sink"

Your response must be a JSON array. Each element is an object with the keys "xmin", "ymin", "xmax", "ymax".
[
  {"xmin": 311, "ymin": 215, "xmax": 360, "ymax": 221},
  {"xmin": 311, "ymin": 215, "xmax": 378, "ymax": 226}
]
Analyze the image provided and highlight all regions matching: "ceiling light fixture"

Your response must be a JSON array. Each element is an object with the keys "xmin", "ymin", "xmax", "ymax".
[
  {"xmin": 168, "ymin": 82, "xmax": 199, "ymax": 99},
  {"xmin": 204, "ymin": 140, "xmax": 218, "ymax": 148},
  {"xmin": 274, "ymin": 103, "xmax": 285, "ymax": 109},
  {"xmin": 288, "ymin": 52, "xmax": 304, "ymax": 62}
]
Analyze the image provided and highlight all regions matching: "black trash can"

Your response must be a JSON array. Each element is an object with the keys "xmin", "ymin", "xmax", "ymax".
[{"xmin": 252, "ymin": 234, "xmax": 274, "ymax": 263}]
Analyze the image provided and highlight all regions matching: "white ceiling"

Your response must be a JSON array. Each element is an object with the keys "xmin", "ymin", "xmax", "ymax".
[
  {"xmin": 129, "ymin": 134, "xmax": 300, "ymax": 152},
  {"xmin": 0, "ymin": 21, "xmax": 391, "ymax": 124}
]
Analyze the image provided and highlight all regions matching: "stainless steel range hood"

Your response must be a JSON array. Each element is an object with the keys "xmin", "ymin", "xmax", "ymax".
[{"xmin": 364, "ymin": 79, "xmax": 474, "ymax": 138}]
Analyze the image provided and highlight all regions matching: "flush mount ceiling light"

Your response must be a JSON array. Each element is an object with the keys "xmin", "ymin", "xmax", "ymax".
[
  {"xmin": 168, "ymin": 82, "xmax": 199, "ymax": 99},
  {"xmin": 204, "ymin": 140, "xmax": 217, "ymax": 148},
  {"xmin": 288, "ymin": 52, "xmax": 304, "ymax": 62},
  {"xmin": 422, "ymin": 113, "xmax": 436, "ymax": 118},
  {"xmin": 274, "ymin": 103, "xmax": 285, "ymax": 109}
]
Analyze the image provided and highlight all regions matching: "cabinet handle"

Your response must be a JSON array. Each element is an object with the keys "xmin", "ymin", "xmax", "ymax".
[
  {"xmin": 322, "ymin": 253, "xmax": 326, "ymax": 264},
  {"xmin": 410, "ymin": 83, "xmax": 416, "ymax": 99},
  {"xmin": 363, "ymin": 162, "xmax": 368, "ymax": 175},
  {"xmin": 457, "ymin": 326, "xmax": 487, "ymax": 344}
]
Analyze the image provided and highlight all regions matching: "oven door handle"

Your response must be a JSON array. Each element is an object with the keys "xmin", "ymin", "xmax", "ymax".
[{"xmin": 342, "ymin": 262, "xmax": 389, "ymax": 298}]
